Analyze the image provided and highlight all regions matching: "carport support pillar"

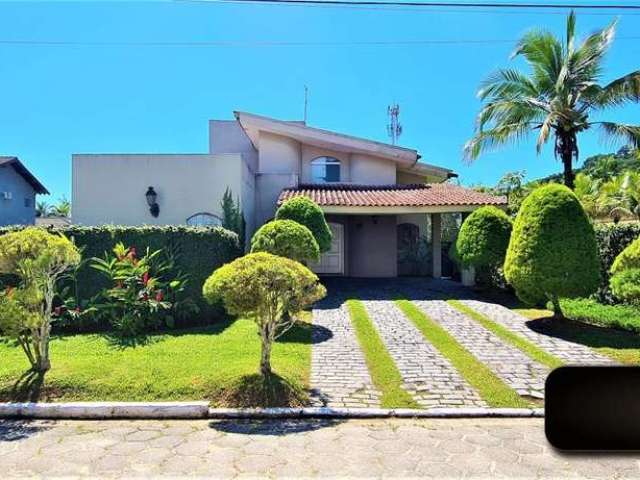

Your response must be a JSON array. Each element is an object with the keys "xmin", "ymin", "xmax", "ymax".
[{"xmin": 431, "ymin": 213, "xmax": 442, "ymax": 278}]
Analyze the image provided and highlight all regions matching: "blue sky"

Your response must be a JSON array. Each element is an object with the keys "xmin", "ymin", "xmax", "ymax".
[{"xmin": 0, "ymin": 1, "xmax": 639, "ymax": 202}]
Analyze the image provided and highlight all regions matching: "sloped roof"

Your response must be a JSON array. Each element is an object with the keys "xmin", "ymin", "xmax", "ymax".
[
  {"xmin": 0, "ymin": 157, "xmax": 49, "ymax": 194},
  {"xmin": 234, "ymin": 111, "xmax": 454, "ymax": 178},
  {"xmin": 278, "ymin": 183, "xmax": 506, "ymax": 208}
]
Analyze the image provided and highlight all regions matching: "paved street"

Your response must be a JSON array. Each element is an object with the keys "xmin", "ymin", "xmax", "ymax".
[{"xmin": 1, "ymin": 418, "xmax": 639, "ymax": 478}]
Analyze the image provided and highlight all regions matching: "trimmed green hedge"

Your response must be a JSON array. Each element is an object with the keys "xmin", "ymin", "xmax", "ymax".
[
  {"xmin": 0, "ymin": 225, "xmax": 242, "ymax": 326},
  {"xmin": 594, "ymin": 223, "xmax": 640, "ymax": 303}
]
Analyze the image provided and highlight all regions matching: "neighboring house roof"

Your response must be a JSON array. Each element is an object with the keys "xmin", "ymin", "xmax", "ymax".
[
  {"xmin": 35, "ymin": 216, "xmax": 72, "ymax": 227},
  {"xmin": 0, "ymin": 156, "xmax": 49, "ymax": 194},
  {"xmin": 234, "ymin": 111, "xmax": 454, "ymax": 177},
  {"xmin": 278, "ymin": 183, "xmax": 506, "ymax": 208}
]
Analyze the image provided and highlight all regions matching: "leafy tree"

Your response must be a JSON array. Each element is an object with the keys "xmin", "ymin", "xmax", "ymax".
[
  {"xmin": 0, "ymin": 228, "xmax": 81, "ymax": 373},
  {"xmin": 275, "ymin": 197, "xmax": 332, "ymax": 253},
  {"xmin": 250, "ymin": 220, "xmax": 320, "ymax": 263},
  {"xmin": 504, "ymin": 184, "xmax": 599, "ymax": 317},
  {"xmin": 220, "ymin": 187, "xmax": 246, "ymax": 248},
  {"xmin": 454, "ymin": 206, "xmax": 512, "ymax": 269},
  {"xmin": 203, "ymin": 252, "xmax": 326, "ymax": 375},
  {"xmin": 465, "ymin": 11, "xmax": 640, "ymax": 190}
]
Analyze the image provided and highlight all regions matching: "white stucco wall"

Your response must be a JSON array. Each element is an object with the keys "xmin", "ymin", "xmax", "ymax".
[
  {"xmin": 258, "ymin": 132, "xmax": 300, "ymax": 175},
  {"xmin": 349, "ymin": 153, "xmax": 396, "ymax": 185},
  {"xmin": 209, "ymin": 120, "xmax": 258, "ymax": 172},
  {"xmin": 72, "ymin": 153, "xmax": 251, "ymax": 227}
]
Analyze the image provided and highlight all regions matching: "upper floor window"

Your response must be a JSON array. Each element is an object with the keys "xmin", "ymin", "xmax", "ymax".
[
  {"xmin": 186, "ymin": 212, "xmax": 222, "ymax": 227},
  {"xmin": 311, "ymin": 156, "xmax": 341, "ymax": 183}
]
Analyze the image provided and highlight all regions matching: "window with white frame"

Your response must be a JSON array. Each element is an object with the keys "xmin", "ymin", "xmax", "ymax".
[
  {"xmin": 310, "ymin": 156, "xmax": 341, "ymax": 183},
  {"xmin": 186, "ymin": 212, "xmax": 222, "ymax": 227}
]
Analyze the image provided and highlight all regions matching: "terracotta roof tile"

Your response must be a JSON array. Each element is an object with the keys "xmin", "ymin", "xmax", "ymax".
[{"xmin": 277, "ymin": 183, "xmax": 506, "ymax": 208}]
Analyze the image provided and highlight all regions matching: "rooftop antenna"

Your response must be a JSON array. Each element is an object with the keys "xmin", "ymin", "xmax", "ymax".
[
  {"xmin": 303, "ymin": 85, "xmax": 309, "ymax": 124},
  {"xmin": 387, "ymin": 103, "xmax": 402, "ymax": 145}
]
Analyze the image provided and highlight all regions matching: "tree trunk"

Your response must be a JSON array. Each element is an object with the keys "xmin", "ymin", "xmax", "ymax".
[
  {"xmin": 34, "ymin": 355, "xmax": 51, "ymax": 374},
  {"xmin": 260, "ymin": 338, "xmax": 272, "ymax": 376},
  {"xmin": 550, "ymin": 295, "xmax": 564, "ymax": 319},
  {"xmin": 561, "ymin": 150, "xmax": 575, "ymax": 190}
]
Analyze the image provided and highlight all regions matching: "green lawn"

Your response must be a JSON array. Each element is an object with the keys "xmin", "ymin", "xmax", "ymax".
[
  {"xmin": 447, "ymin": 300, "xmax": 564, "ymax": 369},
  {"xmin": 396, "ymin": 299, "xmax": 530, "ymax": 408},
  {"xmin": 514, "ymin": 306, "xmax": 640, "ymax": 365},
  {"xmin": 559, "ymin": 298, "xmax": 640, "ymax": 333},
  {"xmin": 346, "ymin": 299, "xmax": 418, "ymax": 408},
  {"xmin": 0, "ymin": 318, "xmax": 311, "ymax": 406}
]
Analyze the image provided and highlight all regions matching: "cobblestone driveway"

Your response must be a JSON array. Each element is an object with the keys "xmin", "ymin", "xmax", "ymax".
[
  {"xmin": 2, "ymin": 418, "xmax": 638, "ymax": 478},
  {"xmin": 310, "ymin": 279, "xmax": 615, "ymax": 408}
]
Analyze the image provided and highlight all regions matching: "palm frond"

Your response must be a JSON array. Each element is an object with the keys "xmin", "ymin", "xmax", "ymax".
[
  {"xmin": 512, "ymin": 30, "xmax": 563, "ymax": 95},
  {"xmin": 598, "ymin": 122, "xmax": 640, "ymax": 148},
  {"xmin": 588, "ymin": 71, "xmax": 640, "ymax": 108},
  {"xmin": 463, "ymin": 123, "xmax": 532, "ymax": 162},
  {"xmin": 478, "ymin": 69, "xmax": 539, "ymax": 100},
  {"xmin": 476, "ymin": 98, "xmax": 545, "ymax": 131},
  {"xmin": 536, "ymin": 115, "xmax": 555, "ymax": 154}
]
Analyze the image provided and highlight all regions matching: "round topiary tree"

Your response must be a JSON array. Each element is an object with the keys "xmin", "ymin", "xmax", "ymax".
[
  {"xmin": 609, "ymin": 237, "xmax": 640, "ymax": 305},
  {"xmin": 0, "ymin": 227, "xmax": 81, "ymax": 373},
  {"xmin": 250, "ymin": 220, "xmax": 320, "ymax": 263},
  {"xmin": 203, "ymin": 252, "xmax": 326, "ymax": 376},
  {"xmin": 275, "ymin": 196, "xmax": 332, "ymax": 253},
  {"xmin": 504, "ymin": 184, "xmax": 599, "ymax": 318},
  {"xmin": 455, "ymin": 206, "xmax": 513, "ymax": 269}
]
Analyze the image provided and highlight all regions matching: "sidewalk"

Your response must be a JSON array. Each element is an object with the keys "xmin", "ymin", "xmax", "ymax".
[{"xmin": 1, "ymin": 418, "xmax": 637, "ymax": 478}]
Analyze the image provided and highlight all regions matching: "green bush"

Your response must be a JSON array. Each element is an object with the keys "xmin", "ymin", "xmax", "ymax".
[
  {"xmin": 203, "ymin": 252, "xmax": 326, "ymax": 375},
  {"xmin": 610, "ymin": 269, "xmax": 640, "ymax": 305},
  {"xmin": 611, "ymin": 237, "xmax": 640, "ymax": 275},
  {"xmin": 455, "ymin": 206, "xmax": 512, "ymax": 268},
  {"xmin": 250, "ymin": 220, "xmax": 320, "ymax": 263},
  {"xmin": 275, "ymin": 197, "xmax": 332, "ymax": 253},
  {"xmin": 0, "ymin": 225, "xmax": 242, "ymax": 328},
  {"xmin": 594, "ymin": 223, "xmax": 640, "ymax": 303},
  {"xmin": 504, "ymin": 184, "xmax": 599, "ymax": 316},
  {"xmin": 90, "ymin": 243, "xmax": 199, "ymax": 337}
]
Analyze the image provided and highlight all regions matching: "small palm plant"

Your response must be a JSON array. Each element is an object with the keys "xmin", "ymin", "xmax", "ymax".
[{"xmin": 465, "ymin": 11, "xmax": 640, "ymax": 189}]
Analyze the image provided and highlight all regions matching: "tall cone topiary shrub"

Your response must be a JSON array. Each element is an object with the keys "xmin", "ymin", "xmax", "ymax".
[
  {"xmin": 275, "ymin": 197, "xmax": 332, "ymax": 253},
  {"xmin": 455, "ymin": 206, "xmax": 512, "ymax": 269},
  {"xmin": 504, "ymin": 184, "xmax": 599, "ymax": 317}
]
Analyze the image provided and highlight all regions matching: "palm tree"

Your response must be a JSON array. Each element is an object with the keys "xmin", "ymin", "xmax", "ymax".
[
  {"xmin": 465, "ymin": 12, "xmax": 640, "ymax": 190},
  {"xmin": 51, "ymin": 196, "xmax": 71, "ymax": 218},
  {"xmin": 36, "ymin": 201, "xmax": 50, "ymax": 218}
]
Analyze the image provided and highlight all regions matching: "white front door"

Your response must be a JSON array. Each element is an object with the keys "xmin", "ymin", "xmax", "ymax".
[{"xmin": 310, "ymin": 222, "xmax": 344, "ymax": 275}]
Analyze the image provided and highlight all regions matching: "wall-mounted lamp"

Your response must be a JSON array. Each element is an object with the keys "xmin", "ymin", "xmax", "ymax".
[
  {"xmin": 371, "ymin": 215, "xmax": 378, "ymax": 225},
  {"xmin": 145, "ymin": 186, "xmax": 160, "ymax": 217}
]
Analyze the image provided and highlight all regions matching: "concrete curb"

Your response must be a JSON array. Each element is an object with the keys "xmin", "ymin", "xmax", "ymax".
[
  {"xmin": 209, "ymin": 407, "xmax": 545, "ymax": 419},
  {"xmin": 0, "ymin": 402, "xmax": 210, "ymax": 419},
  {"xmin": 0, "ymin": 403, "xmax": 544, "ymax": 420}
]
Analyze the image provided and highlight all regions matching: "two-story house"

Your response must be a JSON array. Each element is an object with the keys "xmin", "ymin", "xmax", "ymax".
[
  {"xmin": 0, "ymin": 156, "xmax": 49, "ymax": 226},
  {"xmin": 72, "ymin": 111, "xmax": 505, "ymax": 278}
]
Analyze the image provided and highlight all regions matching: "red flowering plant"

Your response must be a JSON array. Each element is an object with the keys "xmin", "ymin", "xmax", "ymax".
[{"xmin": 91, "ymin": 242, "xmax": 195, "ymax": 337}]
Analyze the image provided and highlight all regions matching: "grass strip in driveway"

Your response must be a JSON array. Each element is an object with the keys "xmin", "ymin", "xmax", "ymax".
[
  {"xmin": 395, "ymin": 299, "xmax": 529, "ymax": 408},
  {"xmin": 447, "ymin": 300, "xmax": 563, "ymax": 370},
  {"xmin": 346, "ymin": 299, "xmax": 419, "ymax": 409}
]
